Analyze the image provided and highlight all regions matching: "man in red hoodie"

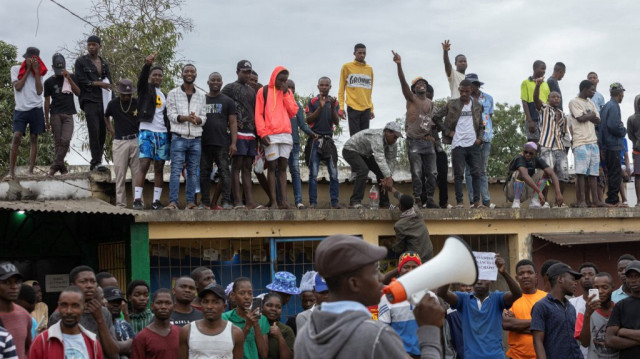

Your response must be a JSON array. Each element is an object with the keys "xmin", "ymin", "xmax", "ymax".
[
  {"xmin": 255, "ymin": 66, "xmax": 299, "ymax": 209},
  {"xmin": 29, "ymin": 286, "xmax": 103, "ymax": 359}
]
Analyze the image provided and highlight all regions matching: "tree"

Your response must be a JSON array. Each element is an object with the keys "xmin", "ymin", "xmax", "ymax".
[
  {"xmin": 487, "ymin": 102, "xmax": 527, "ymax": 177},
  {"xmin": 69, "ymin": 0, "xmax": 193, "ymax": 160},
  {"xmin": 0, "ymin": 41, "xmax": 55, "ymax": 174}
]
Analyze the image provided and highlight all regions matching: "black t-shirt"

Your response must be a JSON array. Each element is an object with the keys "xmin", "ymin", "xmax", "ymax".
[
  {"xmin": 221, "ymin": 81, "xmax": 256, "ymax": 134},
  {"xmin": 509, "ymin": 155, "xmax": 548, "ymax": 176},
  {"xmin": 169, "ymin": 308, "xmax": 204, "ymax": 327},
  {"xmin": 44, "ymin": 75, "xmax": 77, "ymax": 115},
  {"xmin": 305, "ymin": 95, "xmax": 339, "ymax": 136},
  {"xmin": 203, "ymin": 93, "xmax": 236, "ymax": 146},
  {"xmin": 105, "ymin": 97, "xmax": 139, "ymax": 137},
  {"xmin": 608, "ymin": 296, "xmax": 640, "ymax": 359}
]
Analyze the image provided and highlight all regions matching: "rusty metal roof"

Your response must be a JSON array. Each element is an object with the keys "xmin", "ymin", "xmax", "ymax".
[
  {"xmin": 0, "ymin": 198, "xmax": 137, "ymax": 216},
  {"xmin": 533, "ymin": 232, "xmax": 640, "ymax": 246}
]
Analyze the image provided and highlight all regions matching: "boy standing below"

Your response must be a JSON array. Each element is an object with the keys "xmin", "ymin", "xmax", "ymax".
[
  {"xmin": 338, "ymin": 43, "xmax": 374, "ymax": 136},
  {"xmin": 391, "ymin": 51, "xmax": 437, "ymax": 208},
  {"xmin": 521, "ymin": 61, "xmax": 550, "ymax": 143},
  {"xmin": 7, "ymin": 47, "xmax": 45, "ymax": 180},
  {"xmin": 166, "ymin": 64, "xmax": 207, "ymax": 210},
  {"xmin": 254, "ymin": 66, "xmax": 299, "ymax": 209},
  {"xmin": 44, "ymin": 53, "xmax": 80, "ymax": 176},
  {"xmin": 104, "ymin": 79, "xmax": 140, "ymax": 208},
  {"xmin": 200, "ymin": 72, "xmax": 237, "ymax": 209},
  {"xmin": 441, "ymin": 40, "xmax": 467, "ymax": 99},
  {"xmin": 305, "ymin": 77, "xmax": 341, "ymax": 209}
]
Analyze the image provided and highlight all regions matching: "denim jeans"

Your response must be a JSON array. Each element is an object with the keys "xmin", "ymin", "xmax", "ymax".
[
  {"xmin": 169, "ymin": 134, "xmax": 201, "ymax": 205},
  {"xmin": 465, "ymin": 141, "xmax": 491, "ymax": 205},
  {"xmin": 309, "ymin": 140, "xmax": 339, "ymax": 206},
  {"xmin": 200, "ymin": 145, "xmax": 230, "ymax": 206},
  {"xmin": 452, "ymin": 144, "xmax": 481, "ymax": 204},
  {"xmin": 342, "ymin": 149, "xmax": 390, "ymax": 207},
  {"xmin": 288, "ymin": 143, "xmax": 303, "ymax": 205},
  {"xmin": 406, "ymin": 138, "xmax": 437, "ymax": 203}
]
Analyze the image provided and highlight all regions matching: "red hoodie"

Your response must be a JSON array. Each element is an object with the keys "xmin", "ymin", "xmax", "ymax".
[{"xmin": 255, "ymin": 65, "xmax": 299, "ymax": 138}]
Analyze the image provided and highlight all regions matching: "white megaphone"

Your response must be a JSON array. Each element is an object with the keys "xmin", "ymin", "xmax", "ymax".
[{"xmin": 382, "ymin": 236, "xmax": 478, "ymax": 305}]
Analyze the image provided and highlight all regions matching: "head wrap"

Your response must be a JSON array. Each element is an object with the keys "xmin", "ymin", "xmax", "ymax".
[
  {"xmin": 398, "ymin": 252, "xmax": 422, "ymax": 272},
  {"xmin": 524, "ymin": 142, "xmax": 538, "ymax": 151}
]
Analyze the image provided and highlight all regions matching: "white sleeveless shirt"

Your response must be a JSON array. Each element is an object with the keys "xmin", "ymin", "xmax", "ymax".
[{"xmin": 188, "ymin": 320, "xmax": 234, "ymax": 359}]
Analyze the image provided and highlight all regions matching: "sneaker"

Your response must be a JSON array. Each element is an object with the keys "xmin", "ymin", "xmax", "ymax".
[
  {"xmin": 446, "ymin": 204, "xmax": 453, "ymax": 209},
  {"xmin": 388, "ymin": 204, "xmax": 397, "ymax": 210},
  {"xmin": 474, "ymin": 204, "xmax": 487, "ymax": 209},
  {"xmin": 511, "ymin": 200, "xmax": 521, "ymax": 209},
  {"xmin": 348, "ymin": 203, "xmax": 363, "ymax": 209},
  {"xmin": 221, "ymin": 203, "xmax": 233, "ymax": 210},
  {"xmin": 530, "ymin": 198, "xmax": 541, "ymax": 208},
  {"xmin": 541, "ymin": 202, "xmax": 550, "ymax": 208},
  {"xmin": 296, "ymin": 203, "xmax": 306, "ymax": 210},
  {"xmin": 453, "ymin": 204, "xmax": 464, "ymax": 209},
  {"xmin": 489, "ymin": 203, "xmax": 496, "ymax": 209},
  {"xmin": 426, "ymin": 200, "xmax": 440, "ymax": 209},
  {"xmin": 151, "ymin": 200, "xmax": 164, "ymax": 210},
  {"xmin": 133, "ymin": 199, "xmax": 144, "ymax": 210},
  {"xmin": 198, "ymin": 204, "xmax": 211, "ymax": 210}
]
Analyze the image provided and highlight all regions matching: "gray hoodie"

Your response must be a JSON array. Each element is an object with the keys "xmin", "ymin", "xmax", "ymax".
[
  {"xmin": 627, "ymin": 94, "xmax": 640, "ymax": 152},
  {"xmin": 294, "ymin": 308, "xmax": 441, "ymax": 359}
]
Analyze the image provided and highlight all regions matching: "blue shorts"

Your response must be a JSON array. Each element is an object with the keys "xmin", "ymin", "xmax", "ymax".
[
  {"xmin": 235, "ymin": 137, "xmax": 257, "ymax": 157},
  {"xmin": 138, "ymin": 130, "xmax": 169, "ymax": 161},
  {"xmin": 573, "ymin": 143, "xmax": 600, "ymax": 176},
  {"xmin": 13, "ymin": 107, "xmax": 45, "ymax": 135}
]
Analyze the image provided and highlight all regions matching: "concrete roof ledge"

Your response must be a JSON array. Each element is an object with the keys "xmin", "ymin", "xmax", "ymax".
[{"xmin": 134, "ymin": 207, "xmax": 640, "ymax": 223}]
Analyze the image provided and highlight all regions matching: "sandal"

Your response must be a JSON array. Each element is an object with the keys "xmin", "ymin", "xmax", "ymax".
[
  {"xmin": 165, "ymin": 202, "xmax": 178, "ymax": 210},
  {"xmin": 185, "ymin": 203, "xmax": 198, "ymax": 210}
]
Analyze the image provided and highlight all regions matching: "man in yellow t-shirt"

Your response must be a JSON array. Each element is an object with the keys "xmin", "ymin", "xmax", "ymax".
[
  {"xmin": 503, "ymin": 259, "xmax": 547, "ymax": 359},
  {"xmin": 521, "ymin": 60, "xmax": 550, "ymax": 143},
  {"xmin": 338, "ymin": 43, "xmax": 374, "ymax": 136}
]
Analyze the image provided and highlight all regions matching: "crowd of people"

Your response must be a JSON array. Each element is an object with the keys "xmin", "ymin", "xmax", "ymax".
[
  {"xmin": 2, "ymin": 234, "xmax": 640, "ymax": 359},
  {"xmin": 8, "ymin": 37, "xmax": 639, "ymax": 209}
]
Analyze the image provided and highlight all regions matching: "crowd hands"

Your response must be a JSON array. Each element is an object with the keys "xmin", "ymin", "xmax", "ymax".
[
  {"xmin": 5, "ymin": 235, "xmax": 639, "ymax": 359},
  {"xmin": 8, "ymin": 38, "xmax": 636, "ymax": 210}
]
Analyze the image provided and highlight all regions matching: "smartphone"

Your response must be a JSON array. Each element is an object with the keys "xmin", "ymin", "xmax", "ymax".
[
  {"xmin": 588, "ymin": 288, "xmax": 599, "ymax": 300},
  {"xmin": 251, "ymin": 297, "xmax": 262, "ymax": 312}
]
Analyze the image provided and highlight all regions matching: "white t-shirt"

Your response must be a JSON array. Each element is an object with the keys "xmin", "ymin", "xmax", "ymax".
[
  {"xmin": 448, "ymin": 70, "xmax": 465, "ymax": 99},
  {"xmin": 139, "ymin": 88, "xmax": 168, "ymax": 133},
  {"xmin": 11, "ymin": 65, "xmax": 42, "ymax": 111},
  {"xmin": 451, "ymin": 102, "xmax": 476, "ymax": 149},
  {"xmin": 62, "ymin": 333, "xmax": 90, "ymax": 359}
]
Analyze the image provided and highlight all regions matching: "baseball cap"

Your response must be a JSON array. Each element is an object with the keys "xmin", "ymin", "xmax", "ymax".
[
  {"xmin": 384, "ymin": 122, "xmax": 404, "ymax": 138},
  {"xmin": 315, "ymin": 234, "xmax": 387, "ymax": 279},
  {"xmin": 610, "ymin": 82, "xmax": 625, "ymax": 91},
  {"xmin": 0, "ymin": 262, "xmax": 23, "ymax": 281},
  {"xmin": 116, "ymin": 79, "xmax": 136, "ymax": 95},
  {"xmin": 52, "ymin": 53, "xmax": 66, "ymax": 76},
  {"xmin": 624, "ymin": 260, "xmax": 640, "ymax": 275},
  {"xmin": 410, "ymin": 77, "xmax": 429, "ymax": 92},
  {"xmin": 314, "ymin": 273, "xmax": 328, "ymax": 292},
  {"xmin": 199, "ymin": 283, "xmax": 227, "ymax": 301},
  {"xmin": 546, "ymin": 263, "xmax": 582, "ymax": 280},
  {"xmin": 22, "ymin": 47, "xmax": 40, "ymax": 59},
  {"xmin": 465, "ymin": 73, "xmax": 484, "ymax": 86},
  {"xmin": 103, "ymin": 286, "xmax": 126, "ymax": 302},
  {"xmin": 237, "ymin": 60, "xmax": 252, "ymax": 71}
]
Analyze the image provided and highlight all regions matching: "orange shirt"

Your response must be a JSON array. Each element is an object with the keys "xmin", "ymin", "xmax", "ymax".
[{"xmin": 506, "ymin": 289, "xmax": 547, "ymax": 359}]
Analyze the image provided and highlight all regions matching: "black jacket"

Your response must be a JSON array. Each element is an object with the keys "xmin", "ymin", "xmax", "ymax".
[
  {"xmin": 136, "ymin": 63, "xmax": 170, "ymax": 132},
  {"xmin": 74, "ymin": 54, "xmax": 112, "ymax": 109}
]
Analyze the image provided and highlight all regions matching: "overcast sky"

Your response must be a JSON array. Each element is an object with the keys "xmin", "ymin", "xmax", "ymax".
[{"xmin": 1, "ymin": 0, "xmax": 638, "ymax": 165}]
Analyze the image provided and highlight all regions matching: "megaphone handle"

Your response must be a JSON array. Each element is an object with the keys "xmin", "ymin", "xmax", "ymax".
[{"xmin": 409, "ymin": 290, "xmax": 428, "ymax": 306}]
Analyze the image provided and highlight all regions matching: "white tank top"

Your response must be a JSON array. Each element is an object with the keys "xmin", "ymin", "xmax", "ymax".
[{"xmin": 188, "ymin": 320, "xmax": 234, "ymax": 359}]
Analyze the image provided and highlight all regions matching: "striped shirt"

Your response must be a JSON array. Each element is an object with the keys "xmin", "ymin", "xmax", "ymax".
[
  {"xmin": 0, "ymin": 326, "xmax": 18, "ymax": 359},
  {"xmin": 0, "ymin": 304, "xmax": 31, "ymax": 359},
  {"xmin": 539, "ymin": 104, "xmax": 567, "ymax": 150},
  {"xmin": 129, "ymin": 309, "xmax": 154, "ymax": 334}
]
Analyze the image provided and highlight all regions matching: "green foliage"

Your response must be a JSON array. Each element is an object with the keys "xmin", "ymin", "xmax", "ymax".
[
  {"xmin": 71, "ymin": 0, "xmax": 193, "ymax": 161},
  {"xmin": 487, "ymin": 102, "xmax": 527, "ymax": 177},
  {"xmin": 0, "ymin": 41, "xmax": 55, "ymax": 174}
]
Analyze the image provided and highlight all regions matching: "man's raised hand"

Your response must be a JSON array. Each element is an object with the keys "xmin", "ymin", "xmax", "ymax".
[
  {"xmin": 145, "ymin": 51, "xmax": 158, "ymax": 65},
  {"xmin": 391, "ymin": 50, "xmax": 401, "ymax": 64},
  {"xmin": 442, "ymin": 40, "xmax": 451, "ymax": 52}
]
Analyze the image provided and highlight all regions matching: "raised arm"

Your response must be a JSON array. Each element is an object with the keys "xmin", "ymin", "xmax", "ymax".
[
  {"xmin": 436, "ymin": 285, "xmax": 459, "ymax": 308},
  {"xmin": 533, "ymin": 78, "xmax": 544, "ymax": 111},
  {"xmin": 497, "ymin": 255, "xmax": 522, "ymax": 308},
  {"xmin": 391, "ymin": 50, "xmax": 413, "ymax": 102},
  {"xmin": 441, "ymin": 40, "xmax": 452, "ymax": 78}
]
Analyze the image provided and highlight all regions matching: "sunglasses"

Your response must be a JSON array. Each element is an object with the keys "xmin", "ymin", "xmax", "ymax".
[{"xmin": 524, "ymin": 150, "xmax": 536, "ymax": 155}]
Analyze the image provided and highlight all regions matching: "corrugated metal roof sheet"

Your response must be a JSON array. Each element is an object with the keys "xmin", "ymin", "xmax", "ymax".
[
  {"xmin": 0, "ymin": 198, "xmax": 136, "ymax": 216},
  {"xmin": 533, "ymin": 232, "xmax": 640, "ymax": 246}
]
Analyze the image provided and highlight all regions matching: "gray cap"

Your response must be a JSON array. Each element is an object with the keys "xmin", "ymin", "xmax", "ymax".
[
  {"xmin": 624, "ymin": 260, "xmax": 640, "ymax": 275},
  {"xmin": 315, "ymin": 234, "xmax": 387, "ymax": 279},
  {"xmin": 384, "ymin": 122, "xmax": 404, "ymax": 138}
]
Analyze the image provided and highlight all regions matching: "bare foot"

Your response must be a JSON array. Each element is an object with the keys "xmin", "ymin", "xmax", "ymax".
[
  {"xmin": 577, "ymin": 202, "xmax": 588, "ymax": 208},
  {"xmin": 280, "ymin": 202, "xmax": 290, "ymax": 209},
  {"xmin": 268, "ymin": 204, "xmax": 279, "ymax": 210}
]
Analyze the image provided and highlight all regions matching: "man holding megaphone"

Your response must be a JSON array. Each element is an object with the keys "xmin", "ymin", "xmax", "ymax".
[{"xmin": 437, "ymin": 255, "xmax": 522, "ymax": 359}]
